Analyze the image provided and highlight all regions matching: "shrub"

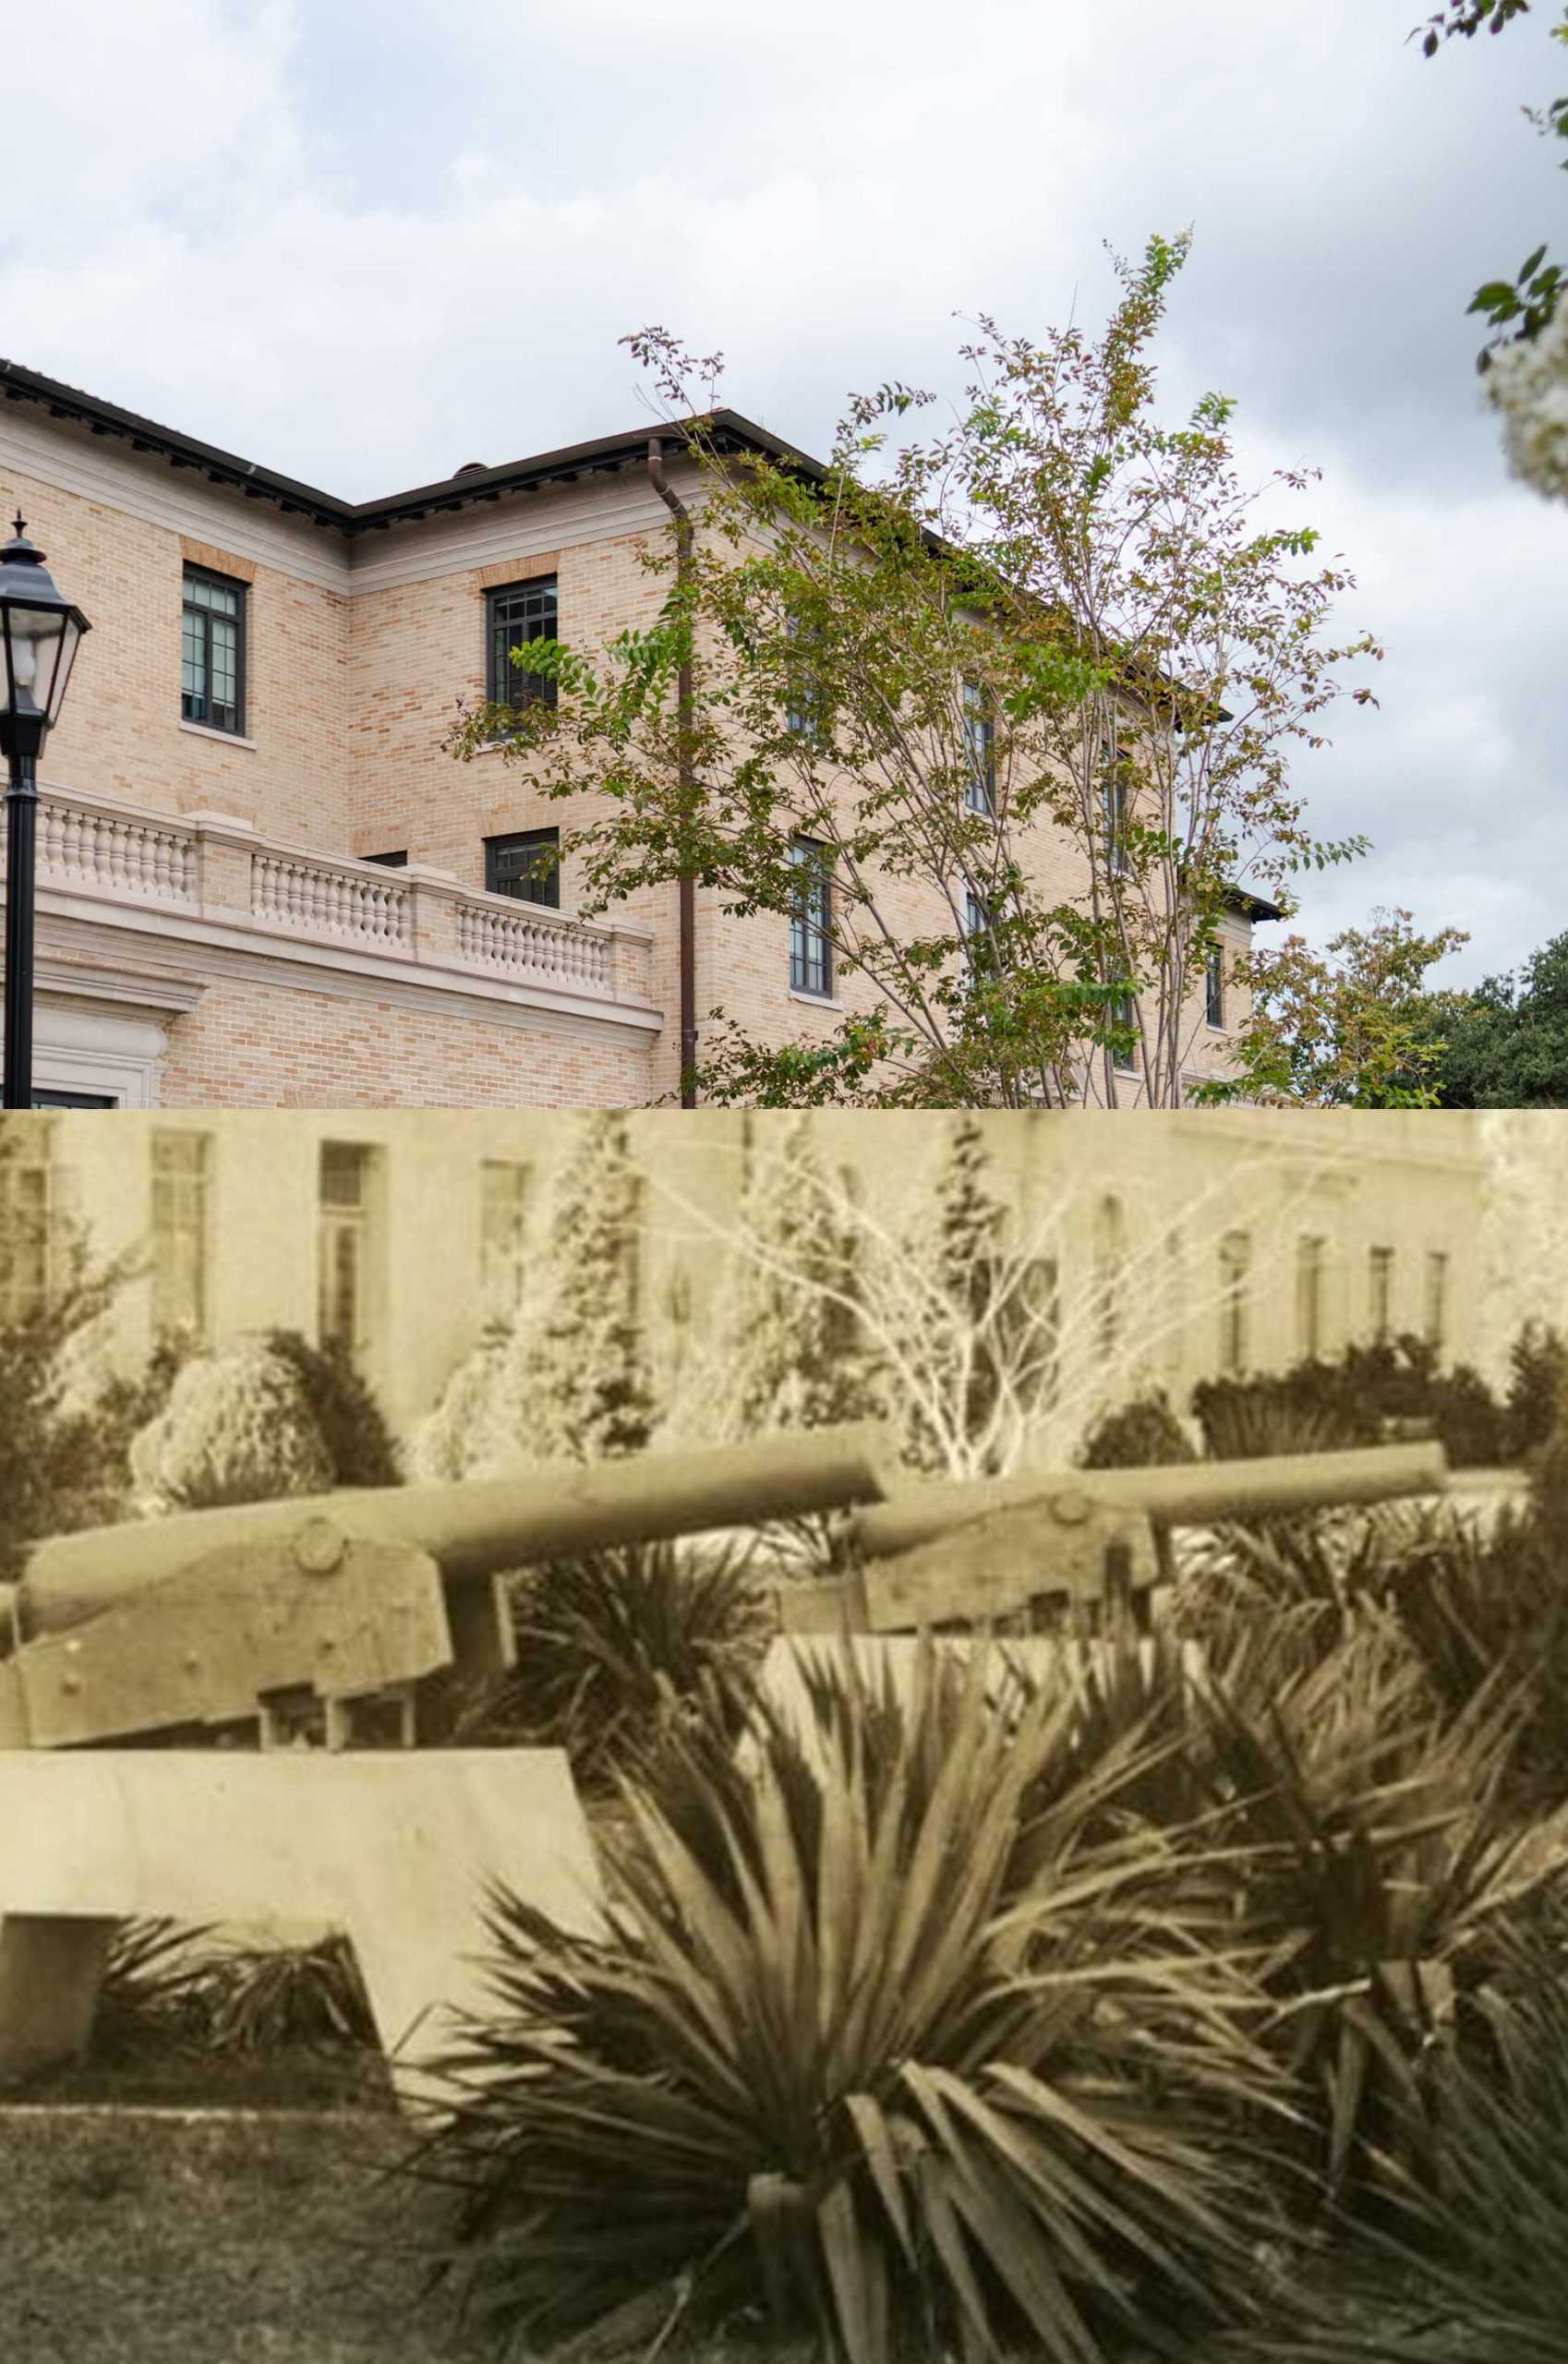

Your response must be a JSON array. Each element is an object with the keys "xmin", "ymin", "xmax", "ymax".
[
  {"xmin": 1245, "ymin": 1896, "xmax": 1568, "ymax": 2363},
  {"xmin": 1079, "ymin": 1388, "xmax": 1197, "ymax": 1469},
  {"xmin": 417, "ymin": 1644, "xmax": 1283, "ymax": 2364},
  {"xmin": 0, "ymin": 1160, "xmax": 180, "ymax": 1569},
  {"xmin": 198, "ymin": 1933, "xmax": 376, "ymax": 2054},
  {"xmin": 127, "ymin": 1342, "xmax": 334, "ymax": 1513},
  {"xmin": 261, "ymin": 1329, "xmax": 400, "ymax": 1488},
  {"xmin": 453, "ymin": 1537, "xmax": 770, "ymax": 1790},
  {"xmin": 1195, "ymin": 1624, "xmax": 1539, "ymax": 2209},
  {"xmin": 91, "ymin": 1918, "xmax": 214, "ymax": 2064},
  {"xmin": 1190, "ymin": 1378, "xmax": 1363, "ymax": 1464},
  {"xmin": 1502, "ymin": 1319, "xmax": 1568, "ymax": 1463},
  {"xmin": 1189, "ymin": 1337, "xmax": 1509, "ymax": 1471}
]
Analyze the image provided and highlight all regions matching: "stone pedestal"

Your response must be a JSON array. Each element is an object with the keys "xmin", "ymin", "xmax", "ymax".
[{"xmin": 0, "ymin": 1750, "xmax": 603, "ymax": 2108}]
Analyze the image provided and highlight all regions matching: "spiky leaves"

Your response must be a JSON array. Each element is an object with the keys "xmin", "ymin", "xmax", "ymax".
[{"xmin": 422, "ymin": 1642, "xmax": 1280, "ymax": 2364}]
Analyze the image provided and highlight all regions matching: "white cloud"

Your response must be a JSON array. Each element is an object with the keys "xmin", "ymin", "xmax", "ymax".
[{"xmin": 2, "ymin": 0, "xmax": 1563, "ymax": 989}]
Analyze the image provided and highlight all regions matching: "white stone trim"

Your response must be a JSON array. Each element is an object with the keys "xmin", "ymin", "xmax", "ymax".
[
  {"xmin": 39, "ymin": 908, "xmax": 662, "ymax": 1054},
  {"xmin": 15, "ymin": 1001, "xmax": 182, "ymax": 1108},
  {"xmin": 0, "ymin": 411, "xmax": 349, "ymax": 591},
  {"xmin": 178, "ymin": 719, "xmax": 257, "ymax": 751}
]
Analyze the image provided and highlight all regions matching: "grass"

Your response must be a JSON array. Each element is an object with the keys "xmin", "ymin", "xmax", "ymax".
[
  {"xmin": 0, "ymin": 2094, "xmax": 1421, "ymax": 2364},
  {"xmin": 0, "ymin": 2106, "xmax": 478, "ymax": 2364}
]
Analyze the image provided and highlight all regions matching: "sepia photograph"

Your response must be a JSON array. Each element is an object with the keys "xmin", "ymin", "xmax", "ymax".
[
  {"xmin": 3, "ymin": 1, "xmax": 1567, "ymax": 2359},
  {"xmin": 1, "ymin": 1104, "xmax": 1566, "ymax": 2361}
]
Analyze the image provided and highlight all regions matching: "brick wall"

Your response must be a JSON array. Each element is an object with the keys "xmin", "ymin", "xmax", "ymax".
[
  {"xmin": 0, "ymin": 406, "xmax": 1258, "ymax": 1108},
  {"xmin": 158, "ymin": 976, "xmax": 649, "ymax": 1108}
]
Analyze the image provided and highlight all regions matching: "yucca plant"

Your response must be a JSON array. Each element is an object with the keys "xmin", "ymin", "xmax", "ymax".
[
  {"xmin": 198, "ymin": 1931, "xmax": 377, "ymax": 2054},
  {"xmin": 415, "ymin": 1641, "xmax": 1288, "ymax": 2364},
  {"xmin": 1369, "ymin": 1497, "xmax": 1568, "ymax": 1815},
  {"xmin": 1193, "ymin": 1622, "xmax": 1542, "ymax": 2210},
  {"xmin": 90, "ymin": 1915, "xmax": 216, "ymax": 2063},
  {"xmin": 455, "ymin": 1535, "xmax": 771, "ymax": 1790},
  {"xmin": 1239, "ymin": 1892, "xmax": 1568, "ymax": 2363}
]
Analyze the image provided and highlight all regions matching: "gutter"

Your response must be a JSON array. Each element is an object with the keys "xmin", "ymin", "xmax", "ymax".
[{"xmin": 647, "ymin": 436, "xmax": 698, "ymax": 1108}]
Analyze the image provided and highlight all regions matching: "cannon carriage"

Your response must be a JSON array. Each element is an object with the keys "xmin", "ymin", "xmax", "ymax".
[{"xmin": 0, "ymin": 1425, "xmax": 1454, "ymax": 2093}]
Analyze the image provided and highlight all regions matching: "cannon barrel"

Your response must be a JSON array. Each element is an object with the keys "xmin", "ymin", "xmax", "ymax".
[
  {"xmin": 11, "ymin": 1424, "xmax": 896, "ymax": 1645},
  {"xmin": 850, "ymin": 1440, "xmax": 1451, "ymax": 1562}
]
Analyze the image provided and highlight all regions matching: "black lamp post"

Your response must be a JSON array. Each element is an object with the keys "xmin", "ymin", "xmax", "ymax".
[{"xmin": 0, "ymin": 517, "xmax": 89, "ymax": 1109}]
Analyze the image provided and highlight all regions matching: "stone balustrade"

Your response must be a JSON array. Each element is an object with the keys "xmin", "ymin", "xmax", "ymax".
[
  {"xmin": 251, "ymin": 850, "xmax": 412, "ymax": 951},
  {"xmin": 36, "ymin": 789, "xmax": 198, "ymax": 907},
  {"xmin": 21, "ymin": 780, "xmax": 653, "ymax": 1015}
]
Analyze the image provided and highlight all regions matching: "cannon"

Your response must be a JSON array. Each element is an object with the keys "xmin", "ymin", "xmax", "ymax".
[
  {"xmin": 779, "ymin": 1439, "xmax": 1453, "ymax": 1633},
  {"xmin": 0, "ymin": 1427, "xmax": 1451, "ymax": 2094},
  {"xmin": 0, "ymin": 1425, "xmax": 895, "ymax": 2093},
  {"xmin": 0, "ymin": 1424, "xmax": 896, "ymax": 1752}
]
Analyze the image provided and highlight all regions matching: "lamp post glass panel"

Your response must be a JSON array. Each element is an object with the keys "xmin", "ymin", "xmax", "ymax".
[{"xmin": 0, "ymin": 518, "xmax": 90, "ymax": 1108}]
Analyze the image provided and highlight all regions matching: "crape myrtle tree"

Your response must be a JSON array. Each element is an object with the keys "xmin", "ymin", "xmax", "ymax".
[{"xmin": 448, "ymin": 233, "xmax": 1384, "ymax": 1107}]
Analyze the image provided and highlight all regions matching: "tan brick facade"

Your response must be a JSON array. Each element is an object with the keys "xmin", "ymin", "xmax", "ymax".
[{"xmin": 0, "ymin": 386, "xmax": 1255, "ymax": 1109}]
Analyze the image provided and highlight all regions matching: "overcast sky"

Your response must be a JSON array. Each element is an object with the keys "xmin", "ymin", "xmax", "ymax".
[{"xmin": 6, "ymin": 0, "xmax": 1562, "ymax": 984}]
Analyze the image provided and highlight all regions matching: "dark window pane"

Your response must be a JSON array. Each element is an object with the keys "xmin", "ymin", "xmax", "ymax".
[
  {"xmin": 181, "ymin": 567, "xmax": 245, "ymax": 735},
  {"xmin": 487, "ymin": 577, "xmax": 559, "ymax": 708},
  {"xmin": 486, "ymin": 828, "xmax": 561, "ymax": 908},
  {"xmin": 789, "ymin": 837, "xmax": 832, "ymax": 995}
]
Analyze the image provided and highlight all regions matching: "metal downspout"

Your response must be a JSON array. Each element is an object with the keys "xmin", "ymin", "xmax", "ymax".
[{"xmin": 647, "ymin": 438, "xmax": 697, "ymax": 1108}]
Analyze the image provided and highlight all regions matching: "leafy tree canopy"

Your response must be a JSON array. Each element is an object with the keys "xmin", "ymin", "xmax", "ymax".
[
  {"xmin": 1430, "ymin": 927, "xmax": 1568, "ymax": 1104},
  {"xmin": 452, "ymin": 235, "xmax": 1390, "ymax": 1108}
]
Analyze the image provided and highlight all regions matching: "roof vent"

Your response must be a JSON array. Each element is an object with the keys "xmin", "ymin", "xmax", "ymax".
[{"xmin": 453, "ymin": 460, "xmax": 488, "ymax": 477}]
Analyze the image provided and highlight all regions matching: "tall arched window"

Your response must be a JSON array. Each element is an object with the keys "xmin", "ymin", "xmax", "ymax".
[
  {"xmin": 1218, "ymin": 1229, "xmax": 1251, "ymax": 1377},
  {"xmin": 1093, "ymin": 1194, "xmax": 1125, "ymax": 1359}
]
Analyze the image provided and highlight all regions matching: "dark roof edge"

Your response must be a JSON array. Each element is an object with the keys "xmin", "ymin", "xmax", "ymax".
[
  {"xmin": 1223, "ymin": 883, "xmax": 1285, "ymax": 924},
  {"xmin": 0, "ymin": 359, "xmax": 814, "ymax": 538}
]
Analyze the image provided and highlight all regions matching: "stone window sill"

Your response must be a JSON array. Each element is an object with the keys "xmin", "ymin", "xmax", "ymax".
[
  {"xmin": 180, "ymin": 719, "xmax": 257, "ymax": 751},
  {"xmin": 789, "ymin": 988, "xmax": 842, "ymax": 1012}
]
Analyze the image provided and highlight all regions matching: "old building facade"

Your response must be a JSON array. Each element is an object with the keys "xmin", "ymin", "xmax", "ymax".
[
  {"xmin": 8, "ymin": 1107, "xmax": 1490, "ymax": 1450},
  {"xmin": 0, "ymin": 362, "xmax": 1262, "ymax": 1109}
]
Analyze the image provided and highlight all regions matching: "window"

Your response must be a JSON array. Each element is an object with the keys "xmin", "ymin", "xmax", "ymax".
[
  {"xmin": 1161, "ymin": 1227, "xmax": 1186, "ymax": 1380},
  {"xmin": 1219, "ymin": 1230, "xmax": 1251, "ymax": 1375},
  {"xmin": 1369, "ymin": 1245, "xmax": 1394, "ymax": 1344},
  {"xmin": 962, "ymin": 681, "xmax": 995, "ymax": 815},
  {"xmin": 790, "ymin": 837, "xmax": 833, "ymax": 996},
  {"xmin": 1093, "ymin": 1195, "xmax": 1125, "ymax": 1357},
  {"xmin": 621, "ymin": 1170, "xmax": 647, "ymax": 1323},
  {"xmin": 151, "ymin": 1130, "xmax": 211, "ymax": 1343},
  {"xmin": 1297, "ymin": 1236, "xmax": 1326, "ymax": 1361},
  {"xmin": 784, "ymin": 610, "xmax": 827, "ymax": 744},
  {"xmin": 0, "ymin": 1126, "xmax": 66, "ymax": 1323},
  {"xmin": 318, "ymin": 1142, "xmax": 379, "ymax": 1360},
  {"xmin": 479, "ymin": 1160, "xmax": 530, "ymax": 1324},
  {"xmin": 1111, "ymin": 991, "xmax": 1138, "ymax": 1074},
  {"xmin": 486, "ymin": 576, "xmax": 558, "ymax": 710},
  {"xmin": 485, "ymin": 827, "xmax": 561, "ymax": 909},
  {"xmin": 1424, "ymin": 1250, "xmax": 1449, "ymax": 1351},
  {"xmin": 364, "ymin": 850, "xmax": 407, "ymax": 869},
  {"xmin": 1205, "ymin": 944, "xmax": 1225, "ymax": 1030},
  {"xmin": 963, "ymin": 881, "xmax": 999, "ymax": 983},
  {"xmin": 1102, "ymin": 756, "xmax": 1130, "ymax": 876},
  {"xmin": 1007, "ymin": 1254, "xmax": 1060, "ymax": 1410},
  {"xmin": 181, "ymin": 566, "xmax": 246, "ymax": 735}
]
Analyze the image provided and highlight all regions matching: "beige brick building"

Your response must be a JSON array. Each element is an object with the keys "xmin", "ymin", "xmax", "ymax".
[
  {"xmin": 11, "ymin": 1107, "xmax": 1488, "ymax": 1449},
  {"xmin": 0, "ymin": 362, "xmax": 1270, "ymax": 1108}
]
